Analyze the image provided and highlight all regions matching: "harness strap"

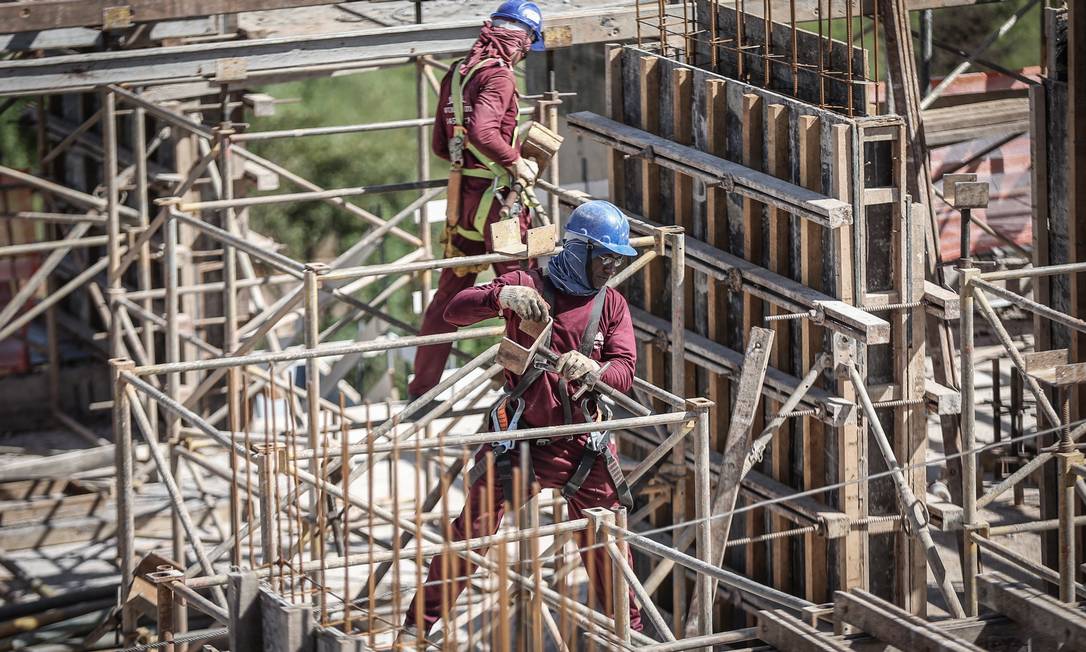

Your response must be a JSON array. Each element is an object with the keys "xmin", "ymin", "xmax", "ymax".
[
  {"xmin": 449, "ymin": 58, "xmax": 520, "ymax": 243},
  {"xmin": 553, "ymin": 283, "xmax": 606, "ymax": 426},
  {"xmin": 560, "ymin": 402, "xmax": 634, "ymax": 510}
]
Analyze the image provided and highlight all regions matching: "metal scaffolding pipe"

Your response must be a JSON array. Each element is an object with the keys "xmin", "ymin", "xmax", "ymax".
[
  {"xmin": 132, "ymin": 325, "xmax": 505, "ymax": 376},
  {"xmin": 172, "ymin": 178, "xmax": 447, "ymax": 212},
  {"xmin": 605, "ymin": 523, "xmax": 812, "ymax": 613},
  {"xmin": 172, "ymin": 210, "xmax": 306, "ymax": 277},
  {"xmin": 301, "ymin": 410, "xmax": 693, "ymax": 458},
  {"xmin": 848, "ymin": 363, "xmax": 966, "ymax": 618}
]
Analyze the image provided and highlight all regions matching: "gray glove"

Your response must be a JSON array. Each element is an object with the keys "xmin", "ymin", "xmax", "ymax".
[
  {"xmin": 511, "ymin": 157, "xmax": 539, "ymax": 185},
  {"xmin": 555, "ymin": 350, "xmax": 601, "ymax": 382},
  {"xmin": 498, "ymin": 285, "xmax": 549, "ymax": 322}
]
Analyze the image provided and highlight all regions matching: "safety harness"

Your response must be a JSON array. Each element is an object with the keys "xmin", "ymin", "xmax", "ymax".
[
  {"xmin": 444, "ymin": 58, "xmax": 542, "ymax": 276},
  {"xmin": 471, "ymin": 270, "xmax": 634, "ymax": 510}
]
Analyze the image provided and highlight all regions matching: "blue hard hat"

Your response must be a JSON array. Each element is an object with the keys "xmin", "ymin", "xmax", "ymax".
[
  {"xmin": 565, "ymin": 200, "xmax": 637, "ymax": 257},
  {"xmin": 491, "ymin": 1, "xmax": 545, "ymax": 51}
]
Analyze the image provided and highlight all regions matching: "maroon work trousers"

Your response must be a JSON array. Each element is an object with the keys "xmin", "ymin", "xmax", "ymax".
[
  {"xmin": 407, "ymin": 192, "xmax": 531, "ymax": 398},
  {"xmin": 403, "ymin": 434, "xmax": 644, "ymax": 635}
]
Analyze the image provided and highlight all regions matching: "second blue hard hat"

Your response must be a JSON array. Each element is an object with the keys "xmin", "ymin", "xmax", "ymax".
[
  {"xmin": 564, "ymin": 200, "xmax": 637, "ymax": 257},
  {"xmin": 491, "ymin": 1, "xmax": 545, "ymax": 51}
]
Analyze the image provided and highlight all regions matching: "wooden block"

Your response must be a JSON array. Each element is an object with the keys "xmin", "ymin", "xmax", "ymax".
[
  {"xmin": 1024, "ymin": 348, "xmax": 1069, "ymax": 373},
  {"xmin": 925, "ymin": 379, "xmax": 962, "ymax": 415},
  {"xmin": 1054, "ymin": 362, "xmax": 1086, "ymax": 386},
  {"xmin": 923, "ymin": 280, "xmax": 960, "ymax": 320}
]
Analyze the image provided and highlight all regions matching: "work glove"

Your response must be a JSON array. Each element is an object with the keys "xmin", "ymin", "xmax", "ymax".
[
  {"xmin": 498, "ymin": 285, "xmax": 550, "ymax": 322},
  {"xmin": 555, "ymin": 350, "xmax": 601, "ymax": 382},
  {"xmin": 511, "ymin": 157, "xmax": 539, "ymax": 186}
]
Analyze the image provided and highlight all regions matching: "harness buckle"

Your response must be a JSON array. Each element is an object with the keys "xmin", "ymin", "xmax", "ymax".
[
  {"xmin": 489, "ymin": 396, "xmax": 526, "ymax": 457},
  {"xmin": 449, "ymin": 133, "xmax": 466, "ymax": 168},
  {"xmin": 586, "ymin": 431, "xmax": 610, "ymax": 453}
]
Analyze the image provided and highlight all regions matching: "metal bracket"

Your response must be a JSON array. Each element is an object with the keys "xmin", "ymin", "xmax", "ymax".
[
  {"xmin": 496, "ymin": 318, "xmax": 553, "ymax": 376},
  {"xmin": 147, "ymin": 565, "xmax": 185, "ymax": 585},
  {"xmin": 491, "ymin": 220, "xmax": 557, "ymax": 258},
  {"xmin": 623, "ymin": 144, "xmax": 655, "ymax": 162},
  {"xmin": 832, "ymin": 333, "xmax": 857, "ymax": 379}
]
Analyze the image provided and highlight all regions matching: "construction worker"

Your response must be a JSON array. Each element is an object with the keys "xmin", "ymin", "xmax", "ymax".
[
  {"xmin": 407, "ymin": 0, "xmax": 546, "ymax": 401},
  {"xmin": 401, "ymin": 200, "xmax": 644, "ymax": 641}
]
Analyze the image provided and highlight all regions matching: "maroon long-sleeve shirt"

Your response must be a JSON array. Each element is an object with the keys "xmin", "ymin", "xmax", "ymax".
[
  {"xmin": 444, "ymin": 270, "xmax": 637, "ymax": 428},
  {"xmin": 433, "ymin": 61, "xmax": 521, "ymax": 169},
  {"xmin": 433, "ymin": 61, "xmax": 522, "ymax": 234}
]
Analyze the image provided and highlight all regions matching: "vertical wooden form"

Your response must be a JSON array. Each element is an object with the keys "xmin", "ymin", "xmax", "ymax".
[
  {"xmin": 855, "ymin": 117, "xmax": 928, "ymax": 612},
  {"xmin": 606, "ymin": 44, "xmax": 626, "ymax": 211},
  {"xmin": 672, "ymin": 68, "xmax": 697, "ymax": 395},
  {"xmin": 600, "ymin": 46, "xmax": 921, "ymax": 615},
  {"xmin": 1030, "ymin": 83, "xmax": 1051, "ymax": 353},
  {"xmin": 797, "ymin": 114, "xmax": 828, "ymax": 603},
  {"xmin": 830, "ymin": 124, "xmax": 865, "ymax": 592},
  {"xmin": 765, "ymin": 103, "xmax": 793, "ymax": 594},
  {"xmin": 896, "ymin": 161, "xmax": 929, "ymax": 614},
  {"xmin": 703, "ymin": 78, "xmax": 730, "ymax": 459},
  {"xmin": 740, "ymin": 92, "xmax": 766, "ymax": 587}
]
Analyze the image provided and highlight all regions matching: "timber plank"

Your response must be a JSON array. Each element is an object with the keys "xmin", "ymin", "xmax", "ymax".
[
  {"xmin": 631, "ymin": 308, "xmax": 852, "ymax": 426},
  {"xmin": 798, "ymin": 113, "xmax": 828, "ymax": 603},
  {"xmin": 759, "ymin": 609, "xmax": 851, "ymax": 651},
  {"xmin": 766, "ymin": 100, "xmax": 794, "ymax": 595},
  {"xmin": 829, "ymin": 121, "xmax": 865, "ymax": 593},
  {"xmin": 834, "ymin": 590, "xmax": 983, "ymax": 651},
  {"xmin": 630, "ymin": 213, "xmax": 890, "ymax": 343},
  {"xmin": 977, "ymin": 573, "xmax": 1086, "ymax": 652}
]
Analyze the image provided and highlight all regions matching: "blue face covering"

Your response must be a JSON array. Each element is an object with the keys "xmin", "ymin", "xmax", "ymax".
[{"xmin": 546, "ymin": 239, "xmax": 597, "ymax": 296}]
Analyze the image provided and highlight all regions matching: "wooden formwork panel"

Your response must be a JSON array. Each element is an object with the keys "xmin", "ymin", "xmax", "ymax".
[
  {"xmin": 598, "ymin": 46, "xmax": 927, "ymax": 618},
  {"xmin": 693, "ymin": 0, "xmax": 871, "ymax": 117}
]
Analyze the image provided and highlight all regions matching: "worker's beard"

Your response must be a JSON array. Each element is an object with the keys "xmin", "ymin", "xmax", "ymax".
[{"xmin": 462, "ymin": 21, "xmax": 533, "ymax": 72}]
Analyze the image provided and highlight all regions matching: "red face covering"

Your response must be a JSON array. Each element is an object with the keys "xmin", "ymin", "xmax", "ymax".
[{"xmin": 461, "ymin": 20, "xmax": 532, "ymax": 73}]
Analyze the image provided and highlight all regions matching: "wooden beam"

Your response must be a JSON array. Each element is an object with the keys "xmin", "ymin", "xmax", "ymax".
[
  {"xmin": 630, "ymin": 308, "xmax": 852, "ymax": 426},
  {"xmin": 759, "ymin": 609, "xmax": 851, "ymax": 652},
  {"xmin": 568, "ymin": 112, "xmax": 853, "ymax": 229},
  {"xmin": 0, "ymin": 6, "xmax": 661, "ymax": 96},
  {"xmin": 834, "ymin": 590, "xmax": 983, "ymax": 651},
  {"xmin": 765, "ymin": 101, "xmax": 794, "ymax": 596},
  {"xmin": 628, "ymin": 214, "xmax": 889, "ymax": 344},
  {"xmin": 687, "ymin": 327, "xmax": 774, "ymax": 633},
  {"xmin": 977, "ymin": 572, "xmax": 1086, "ymax": 652},
  {"xmin": 0, "ymin": 0, "xmax": 335, "ymax": 32},
  {"xmin": 797, "ymin": 113, "xmax": 828, "ymax": 604}
]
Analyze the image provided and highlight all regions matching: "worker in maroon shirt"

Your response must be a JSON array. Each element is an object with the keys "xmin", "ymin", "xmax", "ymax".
[
  {"xmin": 407, "ymin": 0, "xmax": 546, "ymax": 401},
  {"xmin": 400, "ymin": 201, "xmax": 644, "ymax": 644}
]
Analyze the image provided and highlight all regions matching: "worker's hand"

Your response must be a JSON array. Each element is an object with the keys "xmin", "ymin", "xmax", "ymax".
[
  {"xmin": 511, "ymin": 157, "xmax": 539, "ymax": 185},
  {"xmin": 498, "ymin": 285, "xmax": 550, "ymax": 322},
  {"xmin": 555, "ymin": 350, "xmax": 601, "ymax": 382}
]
